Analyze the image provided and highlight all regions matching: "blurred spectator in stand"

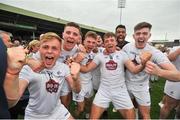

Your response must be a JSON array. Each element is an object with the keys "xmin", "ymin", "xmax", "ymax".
[
  {"xmin": 21, "ymin": 40, "xmax": 28, "ymax": 48},
  {"xmin": 13, "ymin": 40, "xmax": 21, "ymax": 47}
]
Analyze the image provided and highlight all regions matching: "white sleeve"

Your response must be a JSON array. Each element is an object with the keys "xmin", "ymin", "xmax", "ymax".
[
  {"xmin": 120, "ymin": 51, "xmax": 129, "ymax": 63},
  {"xmin": 92, "ymin": 53, "xmax": 101, "ymax": 66},
  {"xmin": 64, "ymin": 64, "xmax": 71, "ymax": 78},
  {"xmin": 19, "ymin": 65, "xmax": 33, "ymax": 83},
  {"xmin": 152, "ymin": 49, "xmax": 171, "ymax": 64}
]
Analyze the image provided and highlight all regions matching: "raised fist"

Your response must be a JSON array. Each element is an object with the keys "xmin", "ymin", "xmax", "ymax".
[
  {"xmin": 6, "ymin": 46, "xmax": 27, "ymax": 75},
  {"xmin": 70, "ymin": 62, "xmax": 80, "ymax": 80},
  {"xmin": 74, "ymin": 52, "xmax": 85, "ymax": 63}
]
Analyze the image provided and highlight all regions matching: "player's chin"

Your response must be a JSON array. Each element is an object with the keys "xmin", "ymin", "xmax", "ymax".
[
  {"xmin": 44, "ymin": 61, "xmax": 56, "ymax": 69},
  {"xmin": 137, "ymin": 42, "xmax": 146, "ymax": 49}
]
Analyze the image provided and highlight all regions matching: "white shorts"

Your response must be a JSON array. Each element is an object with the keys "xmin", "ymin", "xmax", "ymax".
[
  {"xmin": 25, "ymin": 104, "xmax": 70, "ymax": 119},
  {"xmin": 93, "ymin": 84, "xmax": 134, "ymax": 110},
  {"xmin": 60, "ymin": 80, "xmax": 71, "ymax": 96},
  {"xmin": 73, "ymin": 82, "xmax": 94, "ymax": 102},
  {"xmin": 128, "ymin": 89, "xmax": 151, "ymax": 106},
  {"xmin": 164, "ymin": 80, "xmax": 180, "ymax": 100}
]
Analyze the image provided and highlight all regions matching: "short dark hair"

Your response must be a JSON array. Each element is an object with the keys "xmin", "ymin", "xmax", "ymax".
[
  {"xmin": 115, "ymin": 24, "xmax": 126, "ymax": 32},
  {"xmin": 134, "ymin": 22, "xmax": 152, "ymax": 32},
  {"xmin": 64, "ymin": 22, "xmax": 81, "ymax": 33},
  {"xmin": 85, "ymin": 31, "xmax": 97, "ymax": 40},
  {"xmin": 103, "ymin": 32, "xmax": 116, "ymax": 40}
]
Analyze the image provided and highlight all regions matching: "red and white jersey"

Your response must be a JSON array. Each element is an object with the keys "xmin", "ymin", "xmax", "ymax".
[{"xmin": 19, "ymin": 61, "xmax": 70, "ymax": 118}]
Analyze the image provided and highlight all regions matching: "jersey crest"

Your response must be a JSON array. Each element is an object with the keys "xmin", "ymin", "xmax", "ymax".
[
  {"xmin": 46, "ymin": 79, "xmax": 59, "ymax": 93},
  {"xmin": 105, "ymin": 60, "xmax": 117, "ymax": 70},
  {"xmin": 45, "ymin": 71, "xmax": 59, "ymax": 93}
]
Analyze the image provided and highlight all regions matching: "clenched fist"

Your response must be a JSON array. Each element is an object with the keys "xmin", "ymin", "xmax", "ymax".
[
  {"xmin": 7, "ymin": 46, "xmax": 44, "ymax": 75},
  {"xmin": 140, "ymin": 51, "xmax": 152, "ymax": 65},
  {"xmin": 70, "ymin": 62, "xmax": 80, "ymax": 80},
  {"xmin": 7, "ymin": 46, "xmax": 27, "ymax": 75},
  {"xmin": 74, "ymin": 52, "xmax": 85, "ymax": 63}
]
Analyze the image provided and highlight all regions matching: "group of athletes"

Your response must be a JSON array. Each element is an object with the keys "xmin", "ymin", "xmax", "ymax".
[{"xmin": 1, "ymin": 21, "xmax": 180, "ymax": 119}]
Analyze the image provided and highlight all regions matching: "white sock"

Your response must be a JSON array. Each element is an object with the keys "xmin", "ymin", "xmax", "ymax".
[
  {"xmin": 135, "ymin": 108, "xmax": 139, "ymax": 119},
  {"xmin": 158, "ymin": 101, "xmax": 164, "ymax": 108},
  {"xmin": 112, "ymin": 108, "xmax": 117, "ymax": 112}
]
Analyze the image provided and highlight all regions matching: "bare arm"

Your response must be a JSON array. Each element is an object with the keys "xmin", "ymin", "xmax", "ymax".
[
  {"xmin": 4, "ymin": 46, "xmax": 26, "ymax": 108},
  {"xmin": 73, "ymin": 44, "xmax": 86, "ymax": 63},
  {"xmin": 80, "ymin": 61, "xmax": 98, "ymax": 73},
  {"xmin": 4, "ymin": 73, "xmax": 19, "ymax": 108},
  {"xmin": 145, "ymin": 61, "xmax": 180, "ymax": 81},
  {"xmin": 125, "ymin": 51, "xmax": 152, "ymax": 74},
  {"xmin": 73, "ymin": 52, "xmax": 86, "ymax": 63},
  {"xmin": 4, "ymin": 46, "xmax": 41, "ymax": 108},
  {"xmin": 125, "ymin": 60, "xmax": 145, "ymax": 74},
  {"xmin": 65, "ymin": 62, "xmax": 81, "ymax": 93},
  {"xmin": 168, "ymin": 48, "xmax": 180, "ymax": 61},
  {"xmin": 65, "ymin": 75, "xmax": 81, "ymax": 93},
  {"xmin": 4, "ymin": 74, "xmax": 29, "ymax": 108}
]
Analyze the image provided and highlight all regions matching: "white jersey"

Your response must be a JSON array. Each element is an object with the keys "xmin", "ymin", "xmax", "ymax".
[
  {"xmin": 123, "ymin": 43, "xmax": 170, "ymax": 91},
  {"xmin": 73, "ymin": 52, "xmax": 95, "ymax": 102},
  {"xmin": 164, "ymin": 46, "xmax": 180, "ymax": 99},
  {"xmin": 31, "ymin": 51, "xmax": 41, "ymax": 60},
  {"xmin": 92, "ymin": 47, "xmax": 105, "ymax": 90},
  {"xmin": 93, "ymin": 50, "xmax": 128, "ymax": 89},
  {"xmin": 92, "ymin": 51, "xmax": 134, "ymax": 109},
  {"xmin": 169, "ymin": 46, "xmax": 180, "ymax": 71},
  {"xmin": 58, "ymin": 44, "xmax": 79, "ymax": 63},
  {"xmin": 80, "ymin": 51, "xmax": 95, "ymax": 84},
  {"xmin": 58, "ymin": 44, "xmax": 79, "ymax": 95},
  {"xmin": 97, "ymin": 47, "xmax": 105, "ymax": 53},
  {"xmin": 19, "ymin": 61, "xmax": 70, "ymax": 118}
]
